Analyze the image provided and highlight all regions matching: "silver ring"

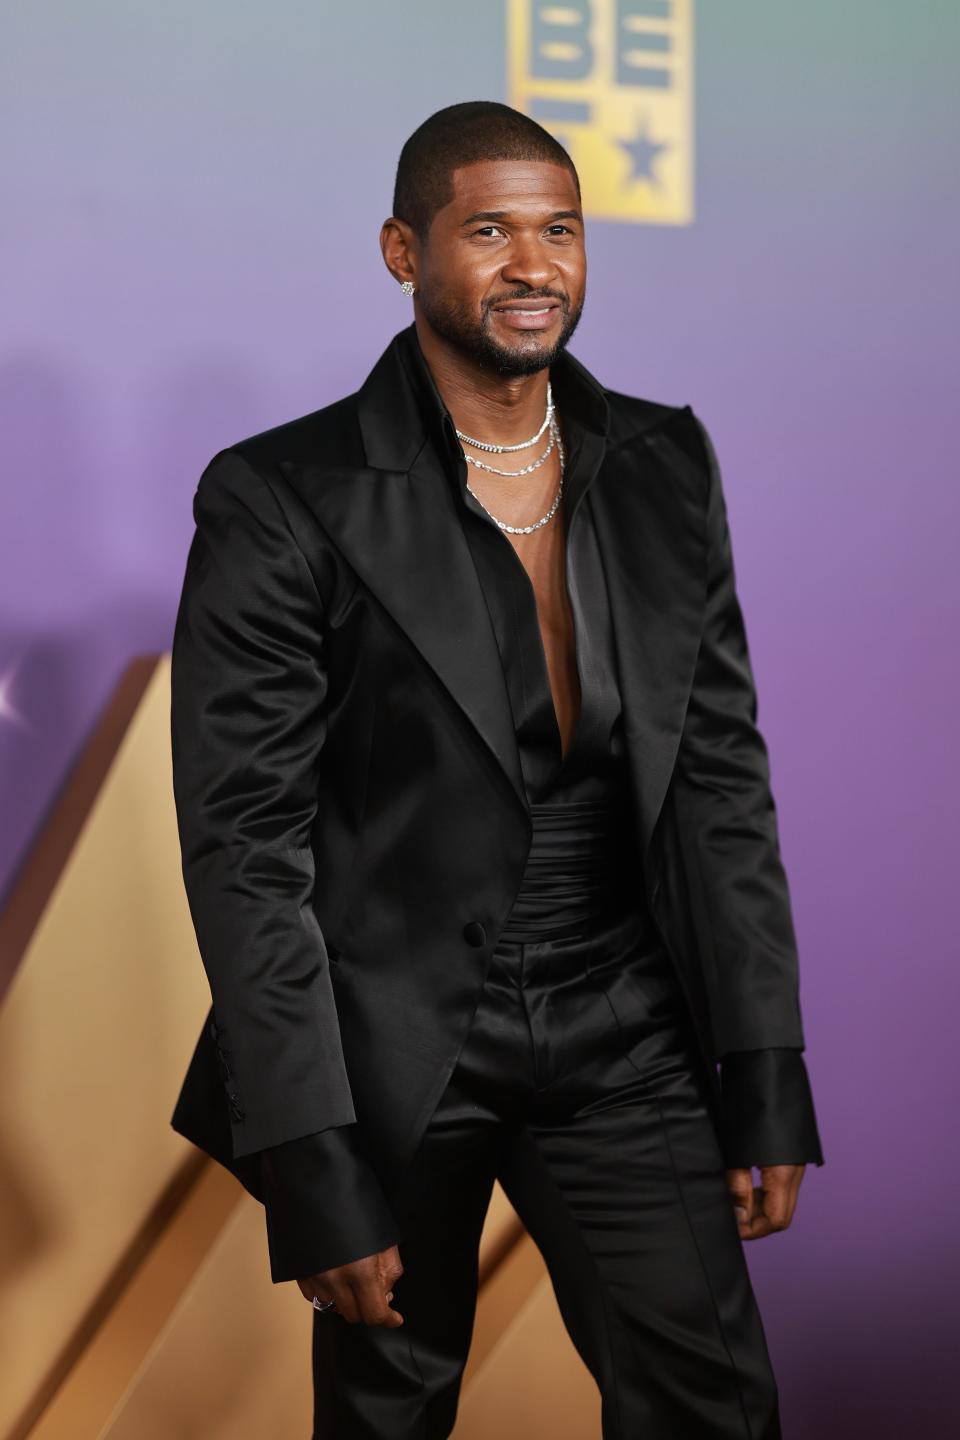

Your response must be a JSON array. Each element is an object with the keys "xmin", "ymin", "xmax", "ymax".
[{"xmin": 312, "ymin": 1296, "xmax": 336, "ymax": 1312}]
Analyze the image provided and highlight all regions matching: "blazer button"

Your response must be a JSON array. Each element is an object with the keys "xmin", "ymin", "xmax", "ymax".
[{"xmin": 463, "ymin": 921, "xmax": 486, "ymax": 948}]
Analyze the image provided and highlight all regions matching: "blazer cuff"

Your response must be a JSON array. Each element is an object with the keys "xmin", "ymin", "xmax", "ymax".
[
  {"xmin": 259, "ymin": 1123, "xmax": 399, "ymax": 1283},
  {"xmin": 719, "ymin": 1047, "xmax": 825, "ymax": 1169}
]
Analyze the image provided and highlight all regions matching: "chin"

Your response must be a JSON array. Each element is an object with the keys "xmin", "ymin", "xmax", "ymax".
[
  {"xmin": 483, "ymin": 309, "xmax": 583, "ymax": 377},
  {"xmin": 487, "ymin": 333, "xmax": 564, "ymax": 376}
]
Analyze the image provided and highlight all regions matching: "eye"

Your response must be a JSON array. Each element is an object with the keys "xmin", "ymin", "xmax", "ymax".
[
  {"xmin": 546, "ymin": 225, "xmax": 575, "ymax": 236},
  {"xmin": 473, "ymin": 225, "xmax": 506, "ymax": 238}
]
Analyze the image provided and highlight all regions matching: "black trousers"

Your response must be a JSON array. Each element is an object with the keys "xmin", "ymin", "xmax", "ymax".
[{"xmin": 312, "ymin": 902, "xmax": 782, "ymax": 1439}]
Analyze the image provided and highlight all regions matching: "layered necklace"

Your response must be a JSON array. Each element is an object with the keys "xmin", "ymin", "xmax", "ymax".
[{"xmin": 456, "ymin": 382, "xmax": 564, "ymax": 536}]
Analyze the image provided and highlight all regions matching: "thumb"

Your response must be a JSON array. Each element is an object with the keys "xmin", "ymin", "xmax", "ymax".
[{"xmin": 726, "ymin": 1167, "xmax": 755, "ymax": 1223}]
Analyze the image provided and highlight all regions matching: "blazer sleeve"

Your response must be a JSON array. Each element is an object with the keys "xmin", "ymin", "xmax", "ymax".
[
  {"xmin": 260, "ymin": 1125, "xmax": 399, "ymax": 1283},
  {"xmin": 719, "ymin": 1048, "xmax": 824, "ymax": 1168},
  {"xmin": 170, "ymin": 448, "xmax": 374, "ymax": 1162},
  {"xmin": 672, "ymin": 413, "xmax": 824, "ymax": 1160}
]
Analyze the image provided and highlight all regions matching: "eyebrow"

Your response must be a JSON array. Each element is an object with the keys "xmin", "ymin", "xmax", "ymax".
[{"xmin": 458, "ymin": 208, "xmax": 583, "ymax": 227}]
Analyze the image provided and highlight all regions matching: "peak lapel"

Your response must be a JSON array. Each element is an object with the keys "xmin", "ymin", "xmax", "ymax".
[
  {"xmin": 589, "ymin": 417, "xmax": 708, "ymax": 863},
  {"xmin": 287, "ymin": 449, "xmax": 529, "ymax": 817}
]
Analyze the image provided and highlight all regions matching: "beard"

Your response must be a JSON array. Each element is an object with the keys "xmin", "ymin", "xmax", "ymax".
[{"xmin": 416, "ymin": 283, "xmax": 585, "ymax": 377}]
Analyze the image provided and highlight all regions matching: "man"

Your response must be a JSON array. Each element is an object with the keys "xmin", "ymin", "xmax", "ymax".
[{"xmin": 169, "ymin": 101, "xmax": 824, "ymax": 1438}]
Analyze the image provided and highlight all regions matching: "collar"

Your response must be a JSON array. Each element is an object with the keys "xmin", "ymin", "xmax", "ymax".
[{"xmin": 356, "ymin": 322, "xmax": 611, "ymax": 490}]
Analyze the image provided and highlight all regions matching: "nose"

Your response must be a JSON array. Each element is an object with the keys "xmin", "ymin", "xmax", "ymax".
[{"xmin": 499, "ymin": 233, "xmax": 560, "ymax": 291}]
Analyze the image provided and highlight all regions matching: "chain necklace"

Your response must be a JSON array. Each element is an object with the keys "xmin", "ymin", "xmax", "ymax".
[
  {"xmin": 465, "ymin": 419, "xmax": 565, "ymax": 535},
  {"xmin": 455, "ymin": 382, "xmax": 554, "ymax": 454},
  {"xmin": 463, "ymin": 420, "xmax": 557, "ymax": 477}
]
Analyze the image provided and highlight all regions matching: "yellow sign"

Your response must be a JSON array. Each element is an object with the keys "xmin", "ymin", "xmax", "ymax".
[{"xmin": 507, "ymin": 0, "xmax": 694, "ymax": 225}]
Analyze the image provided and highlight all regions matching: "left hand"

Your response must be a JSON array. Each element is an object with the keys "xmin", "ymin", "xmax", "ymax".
[{"xmin": 725, "ymin": 1164, "xmax": 805, "ymax": 1241}]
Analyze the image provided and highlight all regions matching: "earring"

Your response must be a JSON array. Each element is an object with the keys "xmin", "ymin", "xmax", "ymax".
[{"xmin": 400, "ymin": 280, "xmax": 416, "ymax": 297}]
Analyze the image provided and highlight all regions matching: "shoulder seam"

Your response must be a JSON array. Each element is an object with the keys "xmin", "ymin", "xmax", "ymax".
[
  {"xmin": 201, "ymin": 448, "xmax": 325, "ymax": 608},
  {"xmin": 604, "ymin": 399, "xmax": 696, "ymax": 455}
]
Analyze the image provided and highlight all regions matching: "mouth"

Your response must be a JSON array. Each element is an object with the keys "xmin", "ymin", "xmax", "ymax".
[{"xmin": 489, "ymin": 298, "xmax": 562, "ymax": 332}]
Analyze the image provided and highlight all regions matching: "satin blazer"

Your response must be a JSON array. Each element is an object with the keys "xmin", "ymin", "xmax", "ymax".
[{"xmin": 168, "ymin": 324, "xmax": 819, "ymax": 1203}]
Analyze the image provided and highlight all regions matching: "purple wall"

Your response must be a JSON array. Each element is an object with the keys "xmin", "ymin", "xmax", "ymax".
[{"xmin": 2, "ymin": 3, "xmax": 957, "ymax": 1432}]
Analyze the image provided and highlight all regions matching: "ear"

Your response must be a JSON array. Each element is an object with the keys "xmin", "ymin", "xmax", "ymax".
[{"xmin": 380, "ymin": 217, "xmax": 418, "ymax": 290}]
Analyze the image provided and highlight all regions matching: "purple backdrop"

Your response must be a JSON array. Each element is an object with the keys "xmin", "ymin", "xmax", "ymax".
[{"xmin": 2, "ymin": 3, "xmax": 957, "ymax": 1433}]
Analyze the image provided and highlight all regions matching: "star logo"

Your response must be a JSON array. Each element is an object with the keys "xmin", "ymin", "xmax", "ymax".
[
  {"xmin": 616, "ymin": 117, "xmax": 671, "ymax": 189},
  {"xmin": 508, "ymin": 0, "xmax": 694, "ymax": 224}
]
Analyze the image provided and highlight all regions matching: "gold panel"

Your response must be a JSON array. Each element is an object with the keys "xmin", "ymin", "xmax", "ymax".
[
  {"xmin": 0, "ymin": 657, "xmax": 218, "ymax": 1437},
  {"xmin": 2, "ymin": 655, "xmax": 600, "ymax": 1437}
]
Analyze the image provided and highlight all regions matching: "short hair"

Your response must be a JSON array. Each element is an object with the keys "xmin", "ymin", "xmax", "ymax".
[{"xmin": 392, "ymin": 100, "xmax": 581, "ymax": 242}]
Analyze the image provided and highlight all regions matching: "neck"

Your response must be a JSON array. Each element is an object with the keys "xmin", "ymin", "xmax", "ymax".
[{"xmin": 414, "ymin": 317, "xmax": 552, "ymax": 447}]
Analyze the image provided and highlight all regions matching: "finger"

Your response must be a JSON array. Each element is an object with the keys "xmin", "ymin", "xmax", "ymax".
[
  {"xmin": 741, "ymin": 1173, "xmax": 798, "ymax": 1240},
  {"xmin": 775, "ymin": 1171, "xmax": 801, "ymax": 1227},
  {"xmin": 351, "ymin": 1275, "xmax": 404, "ymax": 1328},
  {"xmin": 733, "ymin": 1185, "xmax": 769, "ymax": 1241},
  {"xmin": 378, "ymin": 1259, "xmax": 405, "ymax": 1300},
  {"xmin": 327, "ymin": 1282, "xmax": 360, "ymax": 1325},
  {"xmin": 376, "ymin": 1251, "xmax": 404, "ymax": 1319},
  {"xmin": 782, "ymin": 1170, "xmax": 805, "ymax": 1227},
  {"xmin": 725, "ymin": 1167, "xmax": 755, "ymax": 1225},
  {"xmin": 760, "ymin": 1169, "xmax": 796, "ymax": 1231},
  {"xmin": 299, "ymin": 1277, "xmax": 339, "ymax": 1310}
]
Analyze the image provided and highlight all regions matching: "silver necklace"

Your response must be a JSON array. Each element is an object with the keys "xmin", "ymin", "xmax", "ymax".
[
  {"xmin": 466, "ymin": 420, "xmax": 566, "ymax": 535},
  {"xmin": 455, "ymin": 382, "xmax": 554, "ymax": 454},
  {"xmin": 463, "ymin": 421, "xmax": 556, "ymax": 477}
]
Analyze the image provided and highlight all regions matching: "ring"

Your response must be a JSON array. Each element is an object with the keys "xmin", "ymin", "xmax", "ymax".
[{"xmin": 312, "ymin": 1296, "xmax": 336, "ymax": 1312}]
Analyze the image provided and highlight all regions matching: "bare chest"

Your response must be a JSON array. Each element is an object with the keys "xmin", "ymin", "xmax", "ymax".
[{"xmin": 506, "ymin": 519, "xmax": 580, "ymax": 759}]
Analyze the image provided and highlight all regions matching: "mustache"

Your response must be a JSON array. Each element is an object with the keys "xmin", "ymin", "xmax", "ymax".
[{"xmin": 485, "ymin": 289, "xmax": 569, "ymax": 309}]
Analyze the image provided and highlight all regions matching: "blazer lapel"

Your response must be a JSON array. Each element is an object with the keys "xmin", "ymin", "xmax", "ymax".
[
  {"xmin": 286, "ymin": 329, "xmax": 707, "ymax": 852},
  {"xmin": 289, "ymin": 449, "xmax": 529, "ymax": 816},
  {"xmin": 589, "ymin": 419, "xmax": 707, "ymax": 865}
]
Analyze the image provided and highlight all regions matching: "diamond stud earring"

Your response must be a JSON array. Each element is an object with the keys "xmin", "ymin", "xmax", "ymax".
[{"xmin": 400, "ymin": 280, "xmax": 416, "ymax": 296}]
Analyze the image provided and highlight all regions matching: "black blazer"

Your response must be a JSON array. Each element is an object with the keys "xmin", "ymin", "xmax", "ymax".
[{"xmin": 169, "ymin": 325, "xmax": 821, "ymax": 1205}]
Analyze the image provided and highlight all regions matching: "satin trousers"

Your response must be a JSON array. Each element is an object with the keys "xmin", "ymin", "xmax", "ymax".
[{"xmin": 312, "ymin": 901, "xmax": 782, "ymax": 1439}]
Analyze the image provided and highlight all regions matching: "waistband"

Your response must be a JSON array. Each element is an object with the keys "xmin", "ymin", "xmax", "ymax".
[{"xmin": 498, "ymin": 795, "xmax": 644, "ymax": 942}]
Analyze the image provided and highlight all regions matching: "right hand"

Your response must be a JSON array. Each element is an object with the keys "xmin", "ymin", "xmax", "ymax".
[{"xmin": 297, "ymin": 1243, "xmax": 404, "ymax": 1326}]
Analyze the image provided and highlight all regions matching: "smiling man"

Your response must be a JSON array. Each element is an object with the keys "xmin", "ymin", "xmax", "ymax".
[{"xmin": 170, "ymin": 101, "xmax": 824, "ymax": 1438}]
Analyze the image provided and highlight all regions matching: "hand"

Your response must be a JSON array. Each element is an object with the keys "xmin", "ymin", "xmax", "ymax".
[
  {"xmin": 726, "ymin": 1164, "xmax": 805, "ymax": 1241},
  {"xmin": 297, "ymin": 1243, "xmax": 405, "ymax": 1326}
]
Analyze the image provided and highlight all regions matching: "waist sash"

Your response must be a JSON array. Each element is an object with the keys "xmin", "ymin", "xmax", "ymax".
[{"xmin": 499, "ymin": 796, "xmax": 643, "ymax": 941}]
